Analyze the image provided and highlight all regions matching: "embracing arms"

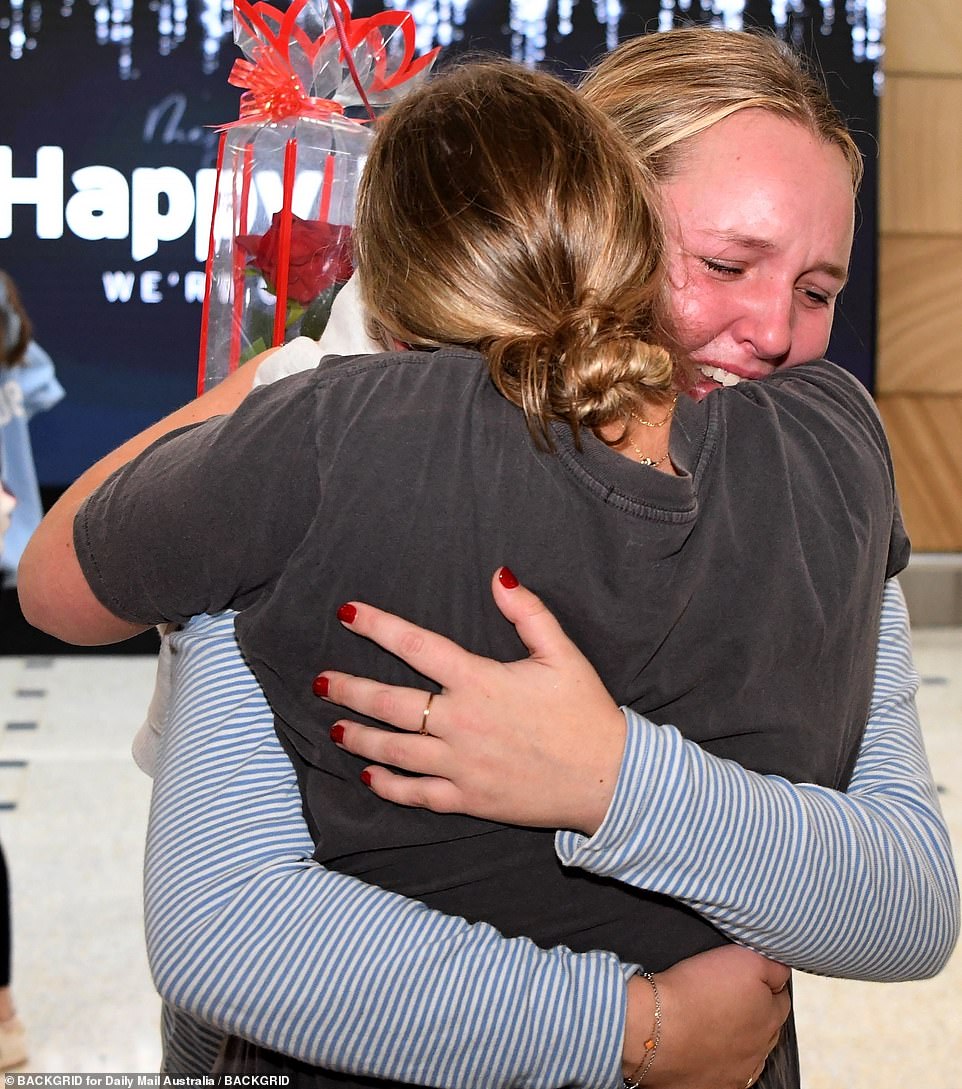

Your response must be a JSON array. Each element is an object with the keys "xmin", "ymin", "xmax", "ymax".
[
  {"xmin": 142, "ymin": 573, "xmax": 955, "ymax": 1089},
  {"xmin": 19, "ymin": 278, "xmax": 376, "ymax": 641}
]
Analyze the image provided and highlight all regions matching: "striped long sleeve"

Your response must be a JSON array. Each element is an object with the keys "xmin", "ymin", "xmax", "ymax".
[{"xmin": 556, "ymin": 578, "xmax": 960, "ymax": 980}]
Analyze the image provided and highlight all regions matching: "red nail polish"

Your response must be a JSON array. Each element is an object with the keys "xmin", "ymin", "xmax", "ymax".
[
  {"xmin": 312, "ymin": 674, "xmax": 329, "ymax": 698},
  {"xmin": 498, "ymin": 566, "xmax": 519, "ymax": 589},
  {"xmin": 337, "ymin": 602, "xmax": 357, "ymax": 624},
  {"xmin": 330, "ymin": 723, "xmax": 345, "ymax": 744},
  {"xmin": 360, "ymin": 769, "xmax": 373, "ymax": 787}
]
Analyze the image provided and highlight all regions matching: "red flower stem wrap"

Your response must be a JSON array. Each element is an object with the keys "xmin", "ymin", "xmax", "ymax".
[
  {"xmin": 220, "ymin": 4, "xmax": 346, "ymax": 132},
  {"xmin": 271, "ymin": 138, "xmax": 299, "ymax": 346},
  {"xmin": 326, "ymin": 0, "xmax": 376, "ymax": 122},
  {"xmin": 319, "ymin": 155, "xmax": 334, "ymax": 221},
  {"xmin": 196, "ymin": 0, "xmax": 440, "ymax": 393},
  {"xmin": 230, "ymin": 143, "xmax": 256, "ymax": 371}
]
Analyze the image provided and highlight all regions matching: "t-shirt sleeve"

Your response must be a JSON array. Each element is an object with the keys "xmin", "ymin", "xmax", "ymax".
[
  {"xmin": 74, "ymin": 370, "xmax": 321, "ymax": 626},
  {"xmin": 887, "ymin": 496, "xmax": 911, "ymax": 580}
]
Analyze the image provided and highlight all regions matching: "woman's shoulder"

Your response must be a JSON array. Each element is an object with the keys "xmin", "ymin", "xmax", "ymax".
[
  {"xmin": 297, "ymin": 347, "xmax": 496, "ymax": 424},
  {"xmin": 729, "ymin": 358, "xmax": 885, "ymax": 440},
  {"xmin": 753, "ymin": 358, "xmax": 875, "ymax": 411}
]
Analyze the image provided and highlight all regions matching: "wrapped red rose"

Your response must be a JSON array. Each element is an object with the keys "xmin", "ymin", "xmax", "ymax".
[
  {"xmin": 237, "ymin": 213, "xmax": 354, "ymax": 305},
  {"xmin": 197, "ymin": 0, "xmax": 439, "ymax": 393}
]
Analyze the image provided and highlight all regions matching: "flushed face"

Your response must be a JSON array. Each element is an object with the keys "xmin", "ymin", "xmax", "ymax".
[{"xmin": 660, "ymin": 109, "xmax": 856, "ymax": 399}]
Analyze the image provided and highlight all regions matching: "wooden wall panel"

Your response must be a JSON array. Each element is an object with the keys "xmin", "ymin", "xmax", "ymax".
[
  {"xmin": 877, "ymin": 237, "xmax": 962, "ymax": 393},
  {"xmin": 879, "ymin": 2, "xmax": 962, "ymax": 558},
  {"xmin": 879, "ymin": 77, "xmax": 962, "ymax": 235},
  {"xmin": 877, "ymin": 394, "xmax": 962, "ymax": 551},
  {"xmin": 885, "ymin": 0, "xmax": 962, "ymax": 75}
]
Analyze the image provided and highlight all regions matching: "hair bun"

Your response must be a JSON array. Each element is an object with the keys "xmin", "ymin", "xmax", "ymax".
[{"xmin": 487, "ymin": 300, "xmax": 674, "ymax": 440}]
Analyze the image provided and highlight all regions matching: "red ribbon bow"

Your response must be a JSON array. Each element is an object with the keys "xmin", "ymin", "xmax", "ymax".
[
  {"xmin": 228, "ymin": 44, "xmax": 344, "ymax": 125},
  {"xmin": 221, "ymin": 0, "xmax": 440, "ymax": 127}
]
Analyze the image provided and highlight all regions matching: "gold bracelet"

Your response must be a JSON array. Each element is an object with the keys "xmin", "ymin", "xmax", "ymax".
[{"xmin": 623, "ymin": 972, "xmax": 662, "ymax": 1089}]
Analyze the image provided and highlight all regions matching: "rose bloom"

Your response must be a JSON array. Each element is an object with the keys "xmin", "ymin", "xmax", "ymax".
[{"xmin": 238, "ymin": 212, "xmax": 354, "ymax": 304}]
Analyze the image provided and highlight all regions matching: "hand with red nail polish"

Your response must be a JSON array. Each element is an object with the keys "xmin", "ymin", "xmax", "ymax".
[{"xmin": 317, "ymin": 568, "xmax": 625, "ymax": 835}]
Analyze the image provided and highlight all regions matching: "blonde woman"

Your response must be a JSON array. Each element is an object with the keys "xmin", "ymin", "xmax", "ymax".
[{"xmin": 22, "ymin": 37, "xmax": 955, "ymax": 1089}]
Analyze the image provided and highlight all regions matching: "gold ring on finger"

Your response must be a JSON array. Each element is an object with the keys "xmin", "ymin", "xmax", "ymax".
[{"xmin": 420, "ymin": 692, "xmax": 436, "ymax": 736}]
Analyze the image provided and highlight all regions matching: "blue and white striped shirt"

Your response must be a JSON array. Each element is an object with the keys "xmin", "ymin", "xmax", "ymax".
[{"xmin": 144, "ymin": 578, "xmax": 958, "ymax": 1084}]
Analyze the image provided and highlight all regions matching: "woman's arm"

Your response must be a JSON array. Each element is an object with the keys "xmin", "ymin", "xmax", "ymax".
[
  {"xmin": 20, "ymin": 360, "xmax": 328, "ymax": 647},
  {"xmin": 18, "ymin": 306, "xmax": 361, "ymax": 642},
  {"xmin": 148, "ymin": 612, "xmax": 788, "ymax": 1088},
  {"xmin": 322, "ymin": 575, "xmax": 960, "ymax": 981},
  {"xmin": 554, "ymin": 577, "xmax": 959, "ymax": 979},
  {"xmin": 20, "ymin": 287, "xmax": 369, "ymax": 639}
]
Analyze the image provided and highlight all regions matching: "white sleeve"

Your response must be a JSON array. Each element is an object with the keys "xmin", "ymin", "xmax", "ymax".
[
  {"xmin": 556, "ymin": 578, "xmax": 960, "ymax": 981},
  {"xmin": 252, "ymin": 274, "xmax": 384, "ymax": 388}
]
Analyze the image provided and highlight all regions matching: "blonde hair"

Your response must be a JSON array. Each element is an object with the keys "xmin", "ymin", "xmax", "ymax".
[
  {"xmin": 354, "ymin": 60, "xmax": 674, "ymax": 448},
  {"xmin": 581, "ymin": 27, "xmax": 863, "ymax": 191}
]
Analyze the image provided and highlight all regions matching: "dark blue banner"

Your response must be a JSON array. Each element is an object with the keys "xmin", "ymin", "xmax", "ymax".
[{"xmin": 0, "ymin": 0, "xmax": 882, "ymax": 486}]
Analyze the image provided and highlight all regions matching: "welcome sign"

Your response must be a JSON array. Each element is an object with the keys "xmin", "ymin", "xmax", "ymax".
[{"xmin": 0, "ymin": 0, "xmax": 884, "ymax": 487}]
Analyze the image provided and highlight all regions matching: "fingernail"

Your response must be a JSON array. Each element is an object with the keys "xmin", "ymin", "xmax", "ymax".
[
  {"xmin": 337, "ymin": 602, "xmax": 357, "ymax": 624},
  {"xmin": 498, "ymin": 566, "xmax": 519, "ymax": 589},
  {"xmin": 330, "ymin": 723, "xmax": 345, "ymax": 744},
  {"xmin": 360, "ymin": 769, "xmax": 373, "ymax": 787},
  {"xmin": 312, "ymin": 674, "xmax": 329, "ymax": 697}
]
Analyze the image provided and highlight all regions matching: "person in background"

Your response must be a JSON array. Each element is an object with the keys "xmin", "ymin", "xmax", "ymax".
[
  {"xmin": 0, "ymin": 517, "xmax": 24, "ymax": 1069},
  {"xmin": 0, "ymin": 846, "xmax": 25, "ymax": 1070},
  {"xmin": 0, "ymin": 270, "xmax": 51, "ymax": 1071},
  {"xmin": 0, "ymin": 487, "xmax": 14, "ymax": 551},
  {"xmin": 0, "ymin": 271, "xmax": 65, "ymax": 588}
]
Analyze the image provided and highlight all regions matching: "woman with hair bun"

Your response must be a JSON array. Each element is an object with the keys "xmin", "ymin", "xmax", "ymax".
[{"xmin": 19, "ymin": 48, "xmax": 947, "ymax": 1089}]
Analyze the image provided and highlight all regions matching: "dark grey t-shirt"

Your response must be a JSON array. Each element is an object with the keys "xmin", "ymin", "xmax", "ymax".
[{"xmin": 77, "ymin": 350, "xmax": 907, "ymax": 1087}]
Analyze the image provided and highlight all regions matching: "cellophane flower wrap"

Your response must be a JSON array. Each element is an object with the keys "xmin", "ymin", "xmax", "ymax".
[{"xmin": 198, "ymin": 0, "xmax": 439, "ymax": 392}]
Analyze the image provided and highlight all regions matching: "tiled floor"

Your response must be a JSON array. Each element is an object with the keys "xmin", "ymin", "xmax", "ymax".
[
  {"xmin": 793, "ymin": 626, "xmax": 962, "ymax": 1088},
  {"xmin": 0, "ymin": 633, "xmax": 959, "ymax": 1084}
]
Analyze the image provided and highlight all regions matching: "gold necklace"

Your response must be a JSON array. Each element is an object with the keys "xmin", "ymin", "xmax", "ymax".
[
  {"xmin": 630, "ymin": 392, "xmax": 678, "ymax": 428},
  {"xmin": 626, "ymin": 393, "xmax": 677, "ymax": 466},
  {"xmin": 625, "ymin": 437, "xmax": 671, "ymax": 468}
]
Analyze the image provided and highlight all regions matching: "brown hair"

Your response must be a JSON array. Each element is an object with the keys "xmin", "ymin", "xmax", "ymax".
[
  {"xmin": 581, "ymin": 27, "xmax": 863, "ymax": 191},
  {"xmin": 0, "ymin": 270, "xmax": 33, "ymax": 367},
  {"xmin": 354, "ymin": 59, "xmax": 674, "ymax": 447}
]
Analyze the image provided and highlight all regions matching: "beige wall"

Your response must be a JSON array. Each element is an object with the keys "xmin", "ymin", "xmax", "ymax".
[{"xmin": 877, "ymin": 0, "xmax": 962, "ymax": 550}]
